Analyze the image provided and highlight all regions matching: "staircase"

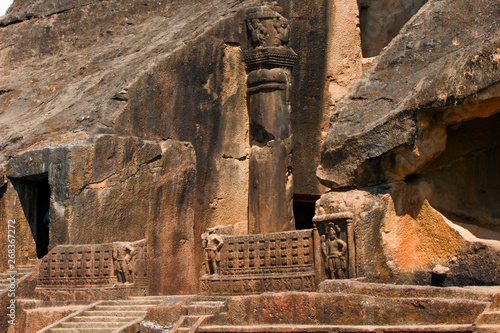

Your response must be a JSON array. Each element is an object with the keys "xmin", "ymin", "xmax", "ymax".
[
  {"xmin": 38, "ymin": 296, "xmax": 166, "ymax": 333},
  {"xmin": 474, "ymin": 293, "xmax": 500, "ymax": 333},
  {"xmin": 169, "ymin": 298, "xmax": 228, "ymax": 333},
  {"xmin": 0, "ymin": 264, "xmax": 37, "ymax": 292}
]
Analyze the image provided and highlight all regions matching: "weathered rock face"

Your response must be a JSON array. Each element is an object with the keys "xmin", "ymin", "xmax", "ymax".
[
  {"xmin": 318, "ymin": 0, "xmax": 500, "ymax": 189},
  {"xmin": 317, "ymin": 0, "xmax": 500, "ymax": 234},
  {"xmin": 315, "ymin": 0, "xmax": 500, "ymax": 285},
  {"xmin": 1, "ymin": 135, "xmax": 197, "ymax": 294},
  {"xmin": 0, "ymin": 0, "xmax": 346, "ymax": 295}
]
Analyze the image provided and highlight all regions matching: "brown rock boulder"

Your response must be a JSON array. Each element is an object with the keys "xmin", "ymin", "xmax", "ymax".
[{"xmin": 318, "ymin": 0, "xmax": 500, "ymax": 189}]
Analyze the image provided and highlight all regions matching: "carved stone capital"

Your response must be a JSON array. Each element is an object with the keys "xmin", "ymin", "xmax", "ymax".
[
  {"xmin": 244, "ymin": 4, "xmax": 297, "ymax": 71},
  {"xmin": 244, "ymin": 47, "xmax": 298, "ymax": 71}
]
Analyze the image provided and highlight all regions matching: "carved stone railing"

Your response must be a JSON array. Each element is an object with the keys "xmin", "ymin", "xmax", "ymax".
[
  {"xmin": 38, "ymin": 239, "xmax": 147, "ymax": 290},
  {"xmin": 200, "ymin": 229, "xmax": 323, "ymax": 295}
]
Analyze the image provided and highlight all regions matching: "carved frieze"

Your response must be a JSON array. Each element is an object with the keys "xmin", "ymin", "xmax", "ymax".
[{"xmin": 200, "ymin": 273, "xmax": 316, "ymax": 295}]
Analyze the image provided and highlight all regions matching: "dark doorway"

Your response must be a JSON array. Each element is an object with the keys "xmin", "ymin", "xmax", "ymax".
[
  {"xmin": 293, "ymin": 194, "xmax": 319, "ymax": 230},
  {"xmin": 11, "ymin": 174, "xmax": 51, "ymax": 258}
]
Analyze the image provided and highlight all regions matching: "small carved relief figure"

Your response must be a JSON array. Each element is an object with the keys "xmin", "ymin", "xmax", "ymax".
[
  {"xmin": 247, "ymin": 18, "xmax": 268, "ymax": 48},
  {"xmin": 202, "ymin": 228, "xmax": 224, "ymax": 274},
  {"xmin": 273, "ymin": 16, "xmax": 290, "ymax": 47},
  {"xmin": 321, "ymin": 223, "xmax": 347, "ymax": 279},
  {"xmin": 113, "ymin": 243, "xmax": 135, "ymax": 283}
]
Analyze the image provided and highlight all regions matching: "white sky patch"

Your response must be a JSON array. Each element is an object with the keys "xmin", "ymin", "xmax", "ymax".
[{"xmin": 0, "ymin": 0, "xmax": 14, "ymax": 16}]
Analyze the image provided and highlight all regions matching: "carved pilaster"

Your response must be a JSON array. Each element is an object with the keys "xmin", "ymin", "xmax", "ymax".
[
  {"xmin": 347, "ymin": 218, "xmax": 356, "ymax": 278},
  {"xmin": 244, "ymin": 3, "xmax": 297, "ymax": 234}
]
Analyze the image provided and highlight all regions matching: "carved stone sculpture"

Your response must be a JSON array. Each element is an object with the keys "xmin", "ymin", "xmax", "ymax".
[
  {"xmin": 202, "ymin": 228, "xmax": 224, "ymax": 275},
  {"xmin": 321, "ymin": 223, "xmax": 347, "ymax": 279},
  {"xmin": 114, "ymin": 242, "xmax": 135, "ymax": 283},
  {"xmin": 247, "ymin": 18, "xmax": 268, "ymax": 48},
  {"xmin": 244, "ymin": 3, "xmax": 298, "ymax": 234},
  {"xmin": 273, "ymin": 16, "xmax": 289, "ymax": 47},
  {"xmin": 113, "ymin": 239, "xmax": 146, "ymax": 284}
]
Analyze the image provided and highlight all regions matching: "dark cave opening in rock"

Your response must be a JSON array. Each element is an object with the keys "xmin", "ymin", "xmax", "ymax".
[
  {"xmin": 419, "ymin": 112, "xmax": 500, "ymax": 240},
  {"xmin": 293, "ymin": 194, "xmax": 319, "ymax": 230},
  {"xmin": 12, "ymin": 174, "xmax": 51, "ymax": 258}
]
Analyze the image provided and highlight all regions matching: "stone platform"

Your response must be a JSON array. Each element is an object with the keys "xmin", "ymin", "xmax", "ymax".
[{"xmin": 143, "ymin": 282, "xmax": 500, "ymax": 333}]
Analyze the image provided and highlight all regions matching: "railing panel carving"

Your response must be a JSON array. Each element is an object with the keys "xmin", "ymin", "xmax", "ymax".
[
  {"xmin": 200, "ymin": 229, "xmax": 321, "ymax": 295},
  {"xmin": 39, "ymin": 239, "xmax": 146, "ymax": 289}
]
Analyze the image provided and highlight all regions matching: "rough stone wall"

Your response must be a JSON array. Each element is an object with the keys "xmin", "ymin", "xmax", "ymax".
[
  {"xmin": 0, "ymin": 0, "xmax": 257, "ymax": 294},
  {"xmin": 2, "ymin": 136, "xmax": 197, "ymax": 294},
  {"xmin": 281, "ymin": 0, "xmax": 364, "ymax": 197},
  {"xmin": 1, "ymin": 0, "xmax": 352, "ymax": 292},
  {"xmin": 3, "ymin": 0, "xmax": 496, "ymax": 293},
  {"xmin": 285, "ymin": 0, "xmax": 332, "ymax": 197}
]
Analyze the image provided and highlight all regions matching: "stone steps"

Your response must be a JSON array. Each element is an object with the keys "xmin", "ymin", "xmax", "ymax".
[
  {"xmin": 60, "ymin": 321, "xmax": 124, "ymax": 329},
  {"xmin": 169, "ymin": 299, "xmax": 228, "ymax": 333},
  {"xmin": 172, "ymin": 315, "xmax": 212, "ymax": 333},
  {"xmin": 0, "ymin": 265, "xmax": 37, "ymax": 290},
  {"xmin": 476, "ymin": 310, "xmax": 500, "ymax": 325},
  {"xmin": 46, "ymin": 329, "xmax": 116, "ymax": 333},
  {"xmin": 38, "ymin": 296, "xmax": 165, "ymax": 333},
  {"xmin": 474, "ymin": 293, "xmax": 500, "ymax": 332},
  {"xmin": 82, "ymin": 310, "xmax": 149, "ymax": 317},
  {"xmin": 71, "ymin": 316, "xmax": 137, "ymax": 322},
  {"xmin": 197, "ymin": 324, "xmax": 476, "ymax": 332},
  {"xmin": 93, "ymin": 304, "xmax": 156, "ymax": 311}
]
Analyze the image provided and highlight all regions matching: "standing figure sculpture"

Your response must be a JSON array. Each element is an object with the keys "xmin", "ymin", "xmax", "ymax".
[
  {"xmin": 321, "ymin": 223, "xmax": 347, "ymax": 279},
  {"xmin": 113, "ymin": 243, "xmax": 135, "ymax": 283},
  {"xmin": 202, "ymin": 228, "xmax": 224, "ymax": 275}
]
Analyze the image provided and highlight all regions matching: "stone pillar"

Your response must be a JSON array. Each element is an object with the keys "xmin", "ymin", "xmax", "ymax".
[
  {"xmin": 347, "ymin": 218, "xmax": 356, "ymax": 278},
  {"xmin": 244, "ymin": 3, "xmax": 297, "ymax": 234}
]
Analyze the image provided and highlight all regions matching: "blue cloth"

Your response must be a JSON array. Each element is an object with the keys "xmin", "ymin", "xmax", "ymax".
[{"xmin": 43, "ymin": 211, "xmax": 50, "ymax": 227}]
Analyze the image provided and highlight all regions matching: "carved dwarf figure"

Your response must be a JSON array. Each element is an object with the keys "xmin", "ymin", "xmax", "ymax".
[
  {"xmin": 273, "ymin": 16, "xmax": 290, "ymax": 47},
  {"xmin": 321, "ymin": 223, "xmax": 347, "ymax": 279},
  {"xmin": 247, "ymin": 18, "xmax": 268, "ymax": 48},
  {"xmin": 202, "ymin": 228, "xmax": 224, "ymax": 275}
]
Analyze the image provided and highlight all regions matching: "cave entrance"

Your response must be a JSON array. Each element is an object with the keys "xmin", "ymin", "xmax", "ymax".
[
  {"xmin": 293, "ymin": 194, "xmax": 319, "ymax": 230},
  {"xmin": 12, "ymin": 174, "xmax": 51, "ymax": 258},
  {"xmin": 420, "ymin": 112, "xmax": 500, "ymax": 240}
]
